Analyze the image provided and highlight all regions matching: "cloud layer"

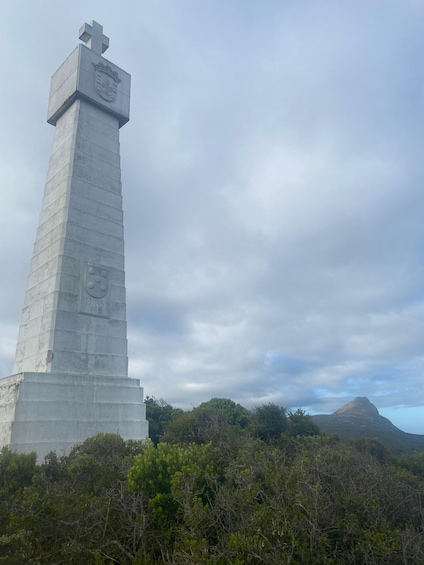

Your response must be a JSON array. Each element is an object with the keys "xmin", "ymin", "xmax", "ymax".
[{"xmin": 1, "ymin": 1, "xmax": 424, "ymax": 432}]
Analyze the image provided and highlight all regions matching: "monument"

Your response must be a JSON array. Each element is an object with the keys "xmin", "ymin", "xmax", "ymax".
[{"xmin": 0, "ymin": 21, "xmax": 148, "ymax": 459}]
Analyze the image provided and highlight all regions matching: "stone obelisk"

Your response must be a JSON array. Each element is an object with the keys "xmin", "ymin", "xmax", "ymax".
[{"xmin": 0, "ymin": 21, "xmax": 148, "ymax": 459}]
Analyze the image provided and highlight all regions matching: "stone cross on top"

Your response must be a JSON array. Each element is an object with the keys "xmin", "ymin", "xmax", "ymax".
[{"xmin": 79, "ymin": 20, "xmax": 109, "ymax": 55}]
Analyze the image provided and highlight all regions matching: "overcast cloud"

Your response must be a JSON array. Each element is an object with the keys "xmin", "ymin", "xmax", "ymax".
[{"xmin": 1, "ymin": 0, "xmax": 424, "ymax": 432}]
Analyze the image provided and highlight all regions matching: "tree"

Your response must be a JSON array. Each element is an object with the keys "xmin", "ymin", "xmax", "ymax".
[
  {"xmin": 128, "ymin": 441, "xmax": 222, "ymax": 561},
  {"xmin": 162, "ymin": 398, "xmax": 250, "ymax": 447},
  {"xmin": 0, "ymin": 448, "xmax": 39, "ymax": 563},
  {"xmin": 251, "ymin": 403, "xmax": 287, "ymax": 442},
  {"xmin": 145, "ymin": 396, "xmax": 183, "ymax": 446},
  {"xmin": 287, "ymin": 408, "xmax": 321, "ymax": 437},
  {"xmin": 4, "ymin": 435, "xmax": 150, "ymax": 564},
  {"xmin": 0, "ymin": 447, "xmax": 37, "ymax": 496}
]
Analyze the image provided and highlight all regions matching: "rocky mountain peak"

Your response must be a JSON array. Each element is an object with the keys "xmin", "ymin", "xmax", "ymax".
[
  {"xmin": 312, "ymin": 396, "xmax": 424, "ymax": 452},
  {"xmin": 333, "ymin": 397, "xmax": 380, "ymax": 418}
]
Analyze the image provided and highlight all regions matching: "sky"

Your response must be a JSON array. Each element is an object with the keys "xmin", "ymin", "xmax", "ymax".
[{"xmin": 1, "ymin": 0, "xmax": 424, "ymax": 433}]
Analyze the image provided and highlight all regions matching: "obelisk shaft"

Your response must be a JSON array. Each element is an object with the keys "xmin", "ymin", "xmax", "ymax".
[{"xmin": 14, "ymin": 98, "xmax": 128, "ymax": 377}]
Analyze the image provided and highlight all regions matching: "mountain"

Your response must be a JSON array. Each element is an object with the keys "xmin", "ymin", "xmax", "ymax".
[{"xmin": 312, "ymin": 397, "xmax": 424, "ymax": 452}]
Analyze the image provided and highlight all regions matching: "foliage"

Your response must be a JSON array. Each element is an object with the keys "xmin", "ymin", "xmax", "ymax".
[
  {"xmin": 0, "ymin": 434, "xmax": 151, "ymax": 564},
  {"xmin": 128, "ymin": 440, "xmax": 222, "ymax": 560},
  {"xmin": 251, "ymin": 402, "xmax": 288, "ymax": 441},
  {"xmin": 396, "ymin": 451, "xmax": 424, "ymax": 478},
  {"xmin": 0, "ymin": 447, "xmax": 37, "ymax": 495},
  {"xmin": 145, "ymin": 396, "xmax": 184, "ymax": 446},
  {"xmin": 162, "ymin": 397, "xmax": 250, "ymax": 447},
  {"xmin": 0, "ymin": 401, "xmax": 424, "ymax": 564},
  {"xmin": 287, "ymin": 408, "xmax": 321, "ymax": 437}
]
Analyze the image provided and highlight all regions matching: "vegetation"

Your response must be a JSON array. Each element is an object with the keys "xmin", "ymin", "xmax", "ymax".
[{"xmin": 1, "ymin": 398, "xmax": 423, "ymax": 563}]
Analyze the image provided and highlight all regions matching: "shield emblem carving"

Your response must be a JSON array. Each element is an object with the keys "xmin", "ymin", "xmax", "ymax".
[
  {"xmin": 92, "ymin": 62, "xmax": 120, "ymax": 102},
  {"xmin": 85, "ymin": 265, "xmax": 109, "ymax": 298}
]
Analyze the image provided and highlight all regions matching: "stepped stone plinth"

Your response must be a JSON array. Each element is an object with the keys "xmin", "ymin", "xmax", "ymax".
[{"xmin": 0, "ymin": 21, "xmax": 148, "ymax": 460}]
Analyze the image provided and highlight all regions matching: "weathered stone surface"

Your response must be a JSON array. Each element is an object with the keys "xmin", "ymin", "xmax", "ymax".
[
  {"xmin": 13, "ymin": 98, "xmax": 128, "ymax": 378},
  {"xmin": 47, "ymin": 44, "xmax": 130, "ymax": 127},
  {"xmin": 0, "ymin": 372, "xmax": 148, "ymax": 460}
]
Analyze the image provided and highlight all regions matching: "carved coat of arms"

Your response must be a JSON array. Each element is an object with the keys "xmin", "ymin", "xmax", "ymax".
[
  {"xmin": 85, "ymin": 265, "xmax": 109, "ymax": 298},
  {"xmin": 92, "ymin": 62, "xmax": 121, "ymax": 102}
]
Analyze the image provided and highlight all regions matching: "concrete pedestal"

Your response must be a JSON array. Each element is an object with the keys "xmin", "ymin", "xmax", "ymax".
[{"xmin": 0, "ymin": 372, "xmax": 148, "ymax": 460}]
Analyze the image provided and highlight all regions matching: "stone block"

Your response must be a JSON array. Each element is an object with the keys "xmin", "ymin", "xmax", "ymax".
[
  {"xmin": 0, "ymin": 373, "xmax": 147, "ymax": 460},
  {"xmin": 67, "ymin": 208, "xmax": 124, "ymax": 239},
  {"xmin": 75, "ymin": 137, "xmax": 120, "ymax": 166},
  {"xmin": 48, "ymin": 45, "xmax": 130, "ymax": 127},
  {"xmin": 71, "ymin": 176, "xmax": 123, "ymax": 204}
]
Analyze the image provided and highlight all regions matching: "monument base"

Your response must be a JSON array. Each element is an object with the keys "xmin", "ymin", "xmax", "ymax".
[{"xmin": 0, "ymin": 372, "xmax": 148, "ymax": 460}]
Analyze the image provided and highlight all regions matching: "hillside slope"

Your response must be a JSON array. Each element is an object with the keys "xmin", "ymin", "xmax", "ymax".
[{"xmin": 312, "ymin": 397, "xmax": 424, "ymax": 452}]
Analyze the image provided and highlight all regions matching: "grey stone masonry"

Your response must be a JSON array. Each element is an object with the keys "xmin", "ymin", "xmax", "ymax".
[
  {"xmin": 0, "ymin": 373, "xmax": 147, "ymax": 460},
  {"xmin": 13, "ymin": 99, "xmax": 128, "ymax": 377},
  {"xmin": 0, "ymin": 21, "xmax": 148, "ymax": 459},
  {"xmin": 14, "ymin": 20, "xmax": 130, "ymax": 378}
]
